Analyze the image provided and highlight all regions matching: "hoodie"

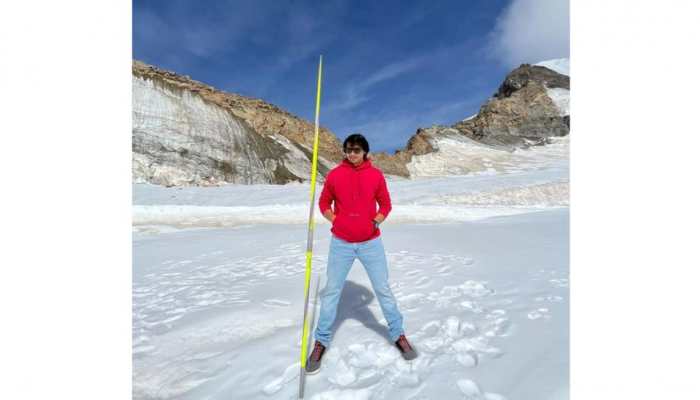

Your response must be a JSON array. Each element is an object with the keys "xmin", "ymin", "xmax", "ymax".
[{"xmin": 318, "ymin": 157, "xmax": 392, "ymax": 243}]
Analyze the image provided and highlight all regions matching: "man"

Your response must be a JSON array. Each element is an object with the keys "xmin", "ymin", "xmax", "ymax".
[{"xmin": 305, "ymin": 133, "xmax": 417, "ymax": 375}]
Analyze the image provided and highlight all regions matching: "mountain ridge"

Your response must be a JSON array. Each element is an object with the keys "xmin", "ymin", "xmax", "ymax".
[{"xmin": 132, "ymin": 59, "xmax": 569, "ymax": 185}]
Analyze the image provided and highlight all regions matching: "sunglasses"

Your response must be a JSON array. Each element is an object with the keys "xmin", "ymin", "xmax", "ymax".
[{"xmin": 344, "ymin": 147, "xmax": 364, "ymax": 154}]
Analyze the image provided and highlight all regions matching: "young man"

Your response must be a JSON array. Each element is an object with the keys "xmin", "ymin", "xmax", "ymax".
[{"xmin": 305, "ymin": 133, "xmax": 417, "ymax": 375}]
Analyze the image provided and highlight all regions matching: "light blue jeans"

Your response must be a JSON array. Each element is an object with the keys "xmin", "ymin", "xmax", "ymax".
[{"xmin": 314, "ymin": 234, "xmax": 405, "ymax": 347}]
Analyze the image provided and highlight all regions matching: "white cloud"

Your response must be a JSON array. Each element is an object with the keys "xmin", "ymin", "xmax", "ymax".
[
  {"xmin": 328, "ymin": 56, "xmax": 427, "ymax": 113},
  {"xmin": 489, "ymin": 0, "xmax": 570, "ymax": 67}
]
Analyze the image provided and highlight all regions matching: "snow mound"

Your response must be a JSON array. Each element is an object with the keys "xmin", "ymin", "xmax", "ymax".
[
  {"xmin": 132, "ymin": 204, "xmax": 551, "ymax": 232},
  {"xmin": 424, "ymin": 181, "xmax": 569, "ymax": 207}
]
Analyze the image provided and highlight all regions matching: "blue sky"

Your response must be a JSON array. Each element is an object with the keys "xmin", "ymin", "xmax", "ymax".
[{"xmin": 133, "ymin": 0, "xmax": 569, "ymax": 153}]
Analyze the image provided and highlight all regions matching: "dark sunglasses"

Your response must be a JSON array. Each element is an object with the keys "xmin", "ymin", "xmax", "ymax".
[{"xmin": 344, "ymin": 147, "xmax": 364, "ymax": 154}]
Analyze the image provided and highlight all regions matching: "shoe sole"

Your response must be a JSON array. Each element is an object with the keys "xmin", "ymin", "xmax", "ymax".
[
  {"xmin": 398, "ymin": 348, "xmax": 418, "ymax": 361},
  {"xmin": 305, "ymin": 367, "xmax": 321, "ymax": 375}
]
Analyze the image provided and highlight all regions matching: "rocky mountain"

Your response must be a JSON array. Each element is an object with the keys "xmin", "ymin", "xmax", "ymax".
[
  {"xmin": 132, "ymin": 61, "xmax": 343, "ymax": 186},
  {"xmin": 454, "ymin": 62, "xmax": 569, "ymax": 147},
  {"xmin": 132, "ymin": 58, "xmax": 569, "ymax": 185},
  {"xmin": 370, "ymin": 59, "xmax": 570, "ymax": 177}
]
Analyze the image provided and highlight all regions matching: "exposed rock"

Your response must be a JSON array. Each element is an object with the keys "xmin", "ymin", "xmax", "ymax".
[
  {"xmin": 367, "ymin": 150, "xmax": 412, "ymax": 178},
  {"xmin": 132, "ymin": 60, "xmax": 342, "ymax": 186},
  {"xmin": 495, "ymin": 64, "xmax": 569, "ymax": 99},
  {"xmin": 452, "ymin": 64, "xmax": 570, "ymax": 148},
  {"xmin": 369, "ymin": 128, "xmax": 438, "ymax": 178}
]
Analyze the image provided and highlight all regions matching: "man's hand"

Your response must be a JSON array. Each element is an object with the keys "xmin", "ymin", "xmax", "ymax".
[
  {"xmin": 323, "ymin": 209, "xmax": 335, "ymax": 222},
  {"xmin": 373, "ymin": 213, "xmax": 386, "ymax": 224}
]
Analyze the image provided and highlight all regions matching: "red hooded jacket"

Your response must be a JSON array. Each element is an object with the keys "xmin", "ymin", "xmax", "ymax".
[{"xmin": 318, "ymin": 157, "xmax": 392, "ymax": 243}]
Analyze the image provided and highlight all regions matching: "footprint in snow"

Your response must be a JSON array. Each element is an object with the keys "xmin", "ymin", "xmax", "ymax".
[
  {"xmin": 535, "ymin": 295, "xmax": 563, "ymax": 303},
  {"xmin": 262, "ymin": 362, "xmax": 299, "ymax": 395},
  {"xmin": 304, "ymin": 316, "xmax": 509, "ymax": 398},
  {"xmin": 549, "ymin": 278, "xmax": 569, "ymax": 288},
  {"xmin": 457, "ymin": 379, "xmax": 508, "ymax": 400},
  {"xmin": 527, "ymin": 307, "xmax": 551, "ymax": 320},
  {"xmin": 413, "ymin": 316, "xmax": 504, "ymax": 368}
]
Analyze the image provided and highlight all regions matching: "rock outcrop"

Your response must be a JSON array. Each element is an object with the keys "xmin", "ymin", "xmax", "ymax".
[
  {"xmin": 453, "ymin": 64, "xmax": 569, "ymax": 148},
  {"xmin": 132, "ymin": 60, "xmax": 343, "ymax": 186}
]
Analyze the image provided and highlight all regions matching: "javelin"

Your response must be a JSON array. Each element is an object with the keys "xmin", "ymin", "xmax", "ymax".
[{"xmin": 298, "ymin": 54, "xmax": 323, "ymax": 399}]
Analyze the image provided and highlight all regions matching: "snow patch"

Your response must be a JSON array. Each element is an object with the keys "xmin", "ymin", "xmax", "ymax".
[
  {"xmin": 406, "ymin": 132, "xmax": 568, "ymax": 178},
  {"xmin": 546, "ymin": 87, "xmax": 570, "ymax": 116},
  {"xmin": 535, "ymin": 58, "xmax": 570, "ymax": 76}
]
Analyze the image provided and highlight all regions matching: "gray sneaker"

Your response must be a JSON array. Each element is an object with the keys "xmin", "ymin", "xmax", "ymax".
[{"xmin": 305, "ymin": 340, "xmax": 326, "ymax": 375}]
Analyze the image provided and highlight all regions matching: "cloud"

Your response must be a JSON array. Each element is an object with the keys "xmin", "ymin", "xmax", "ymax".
[
  {"xmin": 488, "ymin": 0, "xmax": 569, "ymax": 67},
  {"xmin": 328, "ymin": 55, "xmax": 428, "ymax": 113}
]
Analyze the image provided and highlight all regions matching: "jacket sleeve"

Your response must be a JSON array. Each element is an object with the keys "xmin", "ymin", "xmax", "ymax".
[
  {"xmin": 376, "ymin": 172, "xmax": 392, "ymax": 218},
  {"xmin": 318, "ymin": 172, "xmax": 334, "ymax": 214}
]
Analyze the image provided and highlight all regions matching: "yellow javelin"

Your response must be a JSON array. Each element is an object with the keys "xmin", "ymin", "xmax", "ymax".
[{"xmin": 298, "ymin": 55, "xmax": 323, "ymax": 397}]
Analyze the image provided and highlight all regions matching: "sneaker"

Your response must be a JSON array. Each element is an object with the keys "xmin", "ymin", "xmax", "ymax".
[
  {"xmin": 395, "ymin": 334, "xmax": 418, "ymax": 360},
  {"xmin": 305, "ymin": 340, "xmax": 326, "ymax": 375}
]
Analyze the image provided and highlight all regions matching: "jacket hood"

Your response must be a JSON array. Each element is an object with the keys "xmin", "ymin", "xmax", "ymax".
[{"xmin": 340, "ymin": 157, "xmax": 373, "ymax": 171}]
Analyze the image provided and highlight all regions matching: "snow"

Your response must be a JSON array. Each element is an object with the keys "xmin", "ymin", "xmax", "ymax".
[
  {"xmin": 535, "ymin": 58, "xmax": 570, "ymax": 76},
  {"xmin": 461, "ymin": 113, "xmax": 478, "ymax": 122},
  {"xmin": 546, "ymin": 88, "xmax": 570, "ymax": 117},
  {"xmin": 534, "ymin": 58, "xmax": 570, "ymax": 119},
  {"xmin": 535, "ymin": 58, "xmax": 570, "ymax": 118},
  {"xmin": 133, "ymin": 139, "xmax": 569, "ymax": 399},
  {"xmin": 405, "ymin": 131, "xmax": 569, "ymax": 178}
]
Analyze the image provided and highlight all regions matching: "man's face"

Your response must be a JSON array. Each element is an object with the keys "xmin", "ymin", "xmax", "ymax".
[{"xmin": 344, "ymin": 145, "xmax": 365, "ymax": 165}]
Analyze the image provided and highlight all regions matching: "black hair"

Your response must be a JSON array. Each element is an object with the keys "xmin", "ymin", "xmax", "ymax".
[{"xmin": 343, "ymin": 133, "xmax": 370, "ymax": 160}]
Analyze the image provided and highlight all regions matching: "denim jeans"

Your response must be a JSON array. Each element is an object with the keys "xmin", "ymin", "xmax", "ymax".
[{"xmin": 313, "ymin": 234, "xmax": 405, "ymax": 347}]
